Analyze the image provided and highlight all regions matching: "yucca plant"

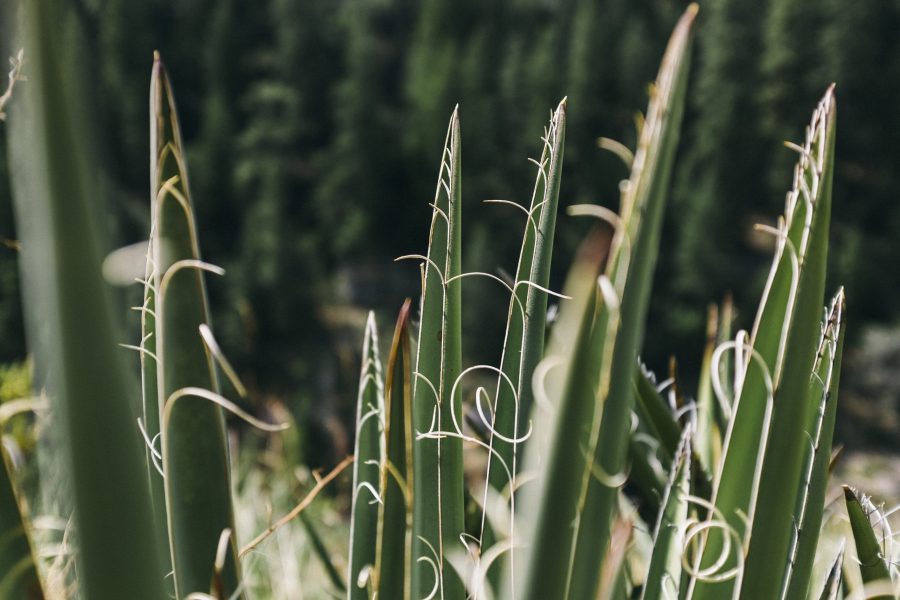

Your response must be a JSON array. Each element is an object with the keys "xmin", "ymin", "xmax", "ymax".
[
  {"xmin": 340, "ymin": 6, "xmax": 897, "ymax": 600},
  {"xmin": 2, "ymin": 0, "xmax": 898, "ymax": 599}
]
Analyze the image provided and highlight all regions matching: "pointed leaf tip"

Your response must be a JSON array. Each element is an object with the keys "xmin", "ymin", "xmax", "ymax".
[
  {"xmin": 842, "ymin": 485, "xmax": 855, "ymax": 502},
  {"xmin": 400, "ymin": 296, "xmax": 412, "ymax": 317}
]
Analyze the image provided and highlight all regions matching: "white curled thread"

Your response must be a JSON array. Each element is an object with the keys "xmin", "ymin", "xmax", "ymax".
[
  {"xmin": 163, "ymin": 388, "xmax": 288, "ymax": 434},
  {"xmin": 567, "ymin": 204, "xmax": 633, "ymax": 294},
  {"xmin": 406, "ymin": 114, "xmax": 458, "ymax": 599},
  {"xmin": 693, "ymin": 341, "xmax": 774, "ymax": 591},
  {"xmin": 483, "ymin": 199, "xmax": 548, "ymax": 244},
  {"xmin": 137, "ymin": 418, "xmax": 164, "ymax": 477},
  {"xmin": 352, "ymin": 407, "xmax": 384, "ymax": 507},
  {"xmin": 416, "ymin": 536, "xmax": 442, "ymax": 600},
  {"xmin": 417, "ymin": 365, "xmax": 525, "ymax": 580},
  {"xmin": 198, "ymin": 324, "xmax": 247, "ymax": 398},
  {"xmin": 472, "ymin": 103, "xmax": 564, "ymax": 600},
  {"xmin": 407, "ymin": 143, "xmax": 570, "ymax": 596},
  {"xmin": 158, "ymin": 260, "xmax": 225, "ymax": 304},
  {"xmin": 682, "ymin": 495, "xmax": 745, "ymax": 587},
  {"xmin": 597, "ymin": 137, "xmax": 635, "ymax": 169}
]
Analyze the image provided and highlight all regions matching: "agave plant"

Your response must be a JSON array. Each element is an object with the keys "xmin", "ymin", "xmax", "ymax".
[{"xmin": 2, "ymin": 0, "xmax": 898, "ymax": 599}]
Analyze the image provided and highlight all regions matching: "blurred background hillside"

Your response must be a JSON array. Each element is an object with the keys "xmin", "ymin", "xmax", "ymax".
[{"xmin": 1, "ymin": 0, "xmax": 898, "ymax": 470}]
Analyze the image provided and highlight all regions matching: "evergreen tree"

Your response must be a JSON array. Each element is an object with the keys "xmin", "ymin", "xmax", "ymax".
[
  {"xmin": 316, "ymin": 0, "xmax": 419, "ymax": 262},
  {"xmin": 656, "ymin": 0, "xmax": 771, "ymax": 370},
  {"xmin": 758, "ymin": 0, "xmax": 831, "ymax": 205},
  {"xmin": 820, "ymin": 0, "xmax": 900, "ymax": 324}
]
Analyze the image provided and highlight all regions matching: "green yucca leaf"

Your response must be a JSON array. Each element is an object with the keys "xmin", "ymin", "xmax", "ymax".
[
  {"xmin": 487, "ymin": 98, "xmax": 566, "ymax": 485},
  {"xmin": 6, "ymin": 0, "xmax": 165, "ymax": 596},
  {"xmin": 628, "ymin": 367, "xmax": 678, "ymax": 523},
  {"xmin": 347, "ymin": 312, "xmax": 384, "ymax": 598},
  {"xmin": 843, "ymin": 486, "xmax": 893, "ymax": 599},
  {"xmin": 784, "ymin": 289, "xmax": 845, "ymax": 599},
  {"xmin": 738, "ymin": 87, "xmax": 837, "ymax": 600},
  {"xmin": 633, "ymin": 365, "xmax": 680, "ymax": 460},
  {"xmin": 505, "ymin": 228, "xmax": 604, "ymax": 600},
  {"xmin": 481, "ymin": 99, "xmax": 566, "ymax": 584},
  {"xmin": 566, "ymin": 7, "xmax": 696, "ymax": 598},
  {"xmin": 509, "ymin": 8, "xmax": 695, "ymax": 598},
  {"xmin": 640, "ymin": 429, "xmax": 691, "ymax": 600},
  {"xmin": 151, "ymin": 54, "xmax": 242, "ymax": 597},
  {"xmin": 627, "ymin": 438, "xmax": 667, "ymax": 525},
  {"xmin": 691, "ymin": 87, "xmax": 836, "ymax": 600},
  {"xmin": 694, "ymin": 304, "xmax": 724, "ymax": 475},
  {"xmin": 376, "ymin": 299, "xmax": 414, "ymax": 600},
  {"xmin": 0, "ymin": 446, "xmax": 43, "ymax": 598},
  {"xmin": 409, "ymin": 108, "xmax": 465, "ymax": 600},
  {"xmin": 816, "ymin": 544, "xmax": 843, "ymax": 600}
]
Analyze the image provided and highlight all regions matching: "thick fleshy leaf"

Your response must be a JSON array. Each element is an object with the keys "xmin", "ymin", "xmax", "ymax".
[
  {"xmin": 409, "ymin": 108, "xmax": 465, "ymax": 600},
  {"xmin": 784, "ymin": 289, "xmax": 845, "ymax": 599},
  {"xmin": 508, "ymin": 7, "xmax": 696, "ymax": 597},
  {"xmin": 640, "ymin": 429, "xmax": 691, "ymax": 600},
  {"xmin": 151, "ymin": 54, "xmax": 241, "ymax": 597},
  {"xmin": 843, "ymin": 487, "xmax": 893, "ymax": 599},
  {"xmin": 375, "ymin": 300, "xmax": 414, "ymax": 600},
  {"xmin": 481, "ymin": 100, "xmax": 566, "ymax": 585},
  {"xmin": 6, "ymin": 1, "xmax": 165, "ymax": 595},
  {"xmin": 347, "ymin": 312, "xmax": 384, "ymax": 598},
  {"xmin": 566, "ymin": 7, "xmax": 696, "ymax": 599},
  {"xmin": 738, "ymin": 87, "xmax": 837, "ymax": 600},
  {"xmin": 691, "ymin": 87, "xmax": 837, "ymax": 600}
]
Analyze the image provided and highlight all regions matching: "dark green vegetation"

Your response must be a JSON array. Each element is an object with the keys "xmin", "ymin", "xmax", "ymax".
[
  {"xmin": 0, "ymin": 0, "xmax": 899, "ymax": 598},
  {"xmin": 1, "ymin": 0, "xmax": 900, "ymax": 470}
]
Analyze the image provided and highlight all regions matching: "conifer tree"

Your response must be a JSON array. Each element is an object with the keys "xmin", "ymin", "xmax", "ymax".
[{"xmin": 659, "ymin": 0, "xmax": 771, "ymax": 363}]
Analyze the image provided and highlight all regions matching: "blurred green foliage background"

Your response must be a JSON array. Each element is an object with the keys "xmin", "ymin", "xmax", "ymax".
[{"xmin": 1, "ymin": 0, "xmax": 898, "ymax": 465}]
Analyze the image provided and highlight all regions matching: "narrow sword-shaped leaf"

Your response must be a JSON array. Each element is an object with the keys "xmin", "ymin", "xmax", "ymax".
[
  {"xmin": 410, "ymin": 107, "xmax": 464, "ymax": 600},
  {"xmin": 739, "ymin": 87, "xmax": 837, "ymax": 600},
  {"xmin": 628, "ymin": 367, "xmax": 677, "ymax": 524},
  {"xmin": 481, "ymin": 100, "xmax": 566, "ymax": 586},
  {"xmin": 347, "ymin": 311, "xmax": 384, "ymax": 598},
  {"xmin": 695, "ymin": 304, "xmax": 722, "ymax": 475},
  {"xmin": 816, "ymin": 544, "xmax": 843, "ymax": 600},
  {"xmin": 566, "ymin": 7, "xmax": 696, "ymax": 598},
  {"xmin": 6, "ymin": 1, "xmax": 165, "ymax": 595},
  {"xmin": 503, "ymin": 232, "xmax": 605, "ymax": 600},
  {"xmin": 375, "ymin": 300, "xmax": 414, "ymax": 600},
  {"xmin": 299, "ymin": 511, "xmax": 347, "ymax": 594},
  {"xmin": 151, "ymin": 54, "xmax": 242, "ymax": 597},
  {"xmin": 633, "ymin": 364, "xmax": 681, "ymax": 460},
  {"xmin": 784, "ymin": 289, "xmax": 846, "ymax": 599},
  {"xmin": 843, "ymin": 487, "xmax": 893, "ymax": 599},
  {"xmin": 641, "ymin": 429, "xmax": 692, "ymax": 600},
  {"xmin": 692, "ymin": 87, "xmax": 837, "ymax": 600}
]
